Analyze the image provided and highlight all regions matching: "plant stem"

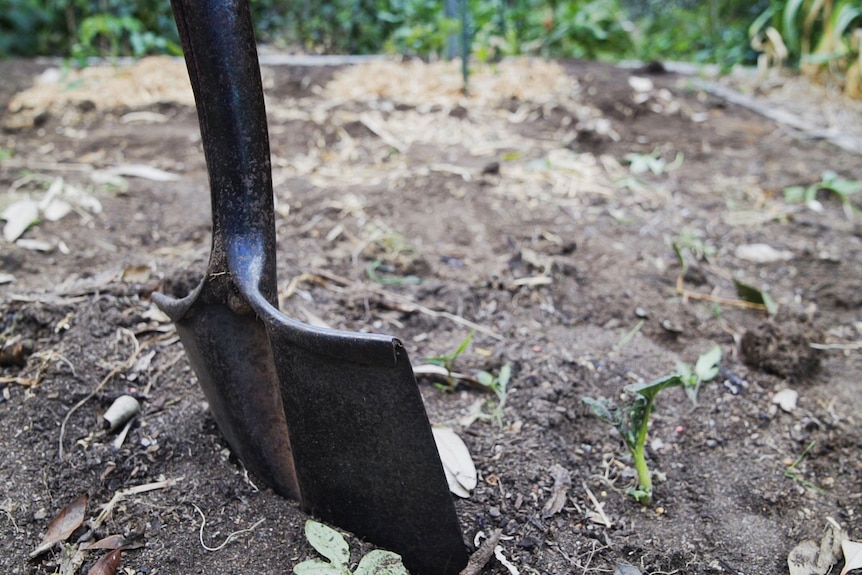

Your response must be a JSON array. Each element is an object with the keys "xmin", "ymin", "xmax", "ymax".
[{"xmin": 632, "ymin": 396, "xmax": 655, "ymax": 505}]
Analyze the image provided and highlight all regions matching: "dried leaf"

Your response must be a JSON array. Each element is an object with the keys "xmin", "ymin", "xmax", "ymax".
[
  {"xmin": 41, "ymin": 196, "xmax": 73, "ymax": 222},
  {"xmin": 39, "ymin": 178, "xmax": 74, "ymax": 221},
  {"xmin": 2, "ymin": 199, "xmax": 39, "ymax": 242},
  {"xmin": 16, "ymin": 238, "xmax": 55, "ymax": 252},
  {"xmin": 734, "ymin": 243, "xmax": 794, "ymax": 263},
  {"xmin": 121, "ymin": 264, "xmax": 152, "ymax": 284},
  {"xmin": 541, "ymin": 464, "xmax": 572, "ymax": 518},
  {"xmin": 30, "ymin": 493, "xmax": 88, "ymax": 558},
  {"xmin": 840, "ymin": 539, "xmax": 862, "ymax": 575},
  {"xmin": 432, "ymin": 427, "xmax": 477, "ymax": 498},
  {"xmin": 788, "ymin": 521, "xmax": 844, "ymax": 575},
  {"xmin": 88, "ymin": 549, "xmax": 122, "ymax": 575},
  {"xmin": 105, "ymin": 164, "xmax": 180, "ymax": 182},
  {"xmin": 773, "ymin": 388, "xmax": 799, "ymax": 413},
  {"xmin": 61, "ymin": 183, "xmax": 102, "ymax": 214},
  {"xmin": 789, "ymin": 540, "xmax": 826, "ymax": 575},
  {"xmin": 83, "ymin": 534, "xmax": 127, "ymax": 550}
]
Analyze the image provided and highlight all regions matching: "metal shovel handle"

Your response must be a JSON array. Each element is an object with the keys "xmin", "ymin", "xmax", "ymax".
[{"xmin": 171, "ymin": 0, "xmax": 278, "ymax": 303}]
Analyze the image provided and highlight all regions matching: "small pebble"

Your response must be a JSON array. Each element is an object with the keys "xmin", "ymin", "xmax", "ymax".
[
  {"xmin": 488, "ymin": 506, "xmax": 501, "ymax": 517},
  {"xmin": 706, "ymin": 439, "xmax": 718, "ymax": 448}
]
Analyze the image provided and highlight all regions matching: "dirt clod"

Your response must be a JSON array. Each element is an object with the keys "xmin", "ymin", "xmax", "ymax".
[{"xmin": 740, "ymin": 322, "xmax": 821, "ymax": 380}]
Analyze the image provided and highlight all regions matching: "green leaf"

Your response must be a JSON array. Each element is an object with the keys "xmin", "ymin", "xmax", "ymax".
[
  {"xmin": 671, "ymin": 241, "xmax": 688, "ymax": 275},
  {"xmin": 582, "ymin": 397, "xmax": 615, "ymax": 423},
  {"xmin": 627, "ymin": 486, "xmax": 651, "ymax": 504},
  {"xmin": 694, "ymin": 346, "xmax": 722, "ymax": 383},
  {"xmin": 748, "ymin": 6, "xmax": 774, "ymax": 39},
  {"xmin": 626, "ymin": 374, "xmax": 684, "ymax": 403},
  {"xmin": 294, "ymin": 559, "xmax": 346, "ymax": 575},
  {"xmin": 734, "ymin": 278, "xmax": 778, "ymax": 315},
  {"xmin": 822, "ymin": 175, "xmax": 862, "ymax": 198},
  {"xmin": 453, "ymin": 332, "xmax": 475, "ymax": 357},
  {"xmin": 782, "ymin": 185, "xmax": 811, "ymax": 204},
  {"xmin": 354, "ymin": 550, "xmax": 409, "ymax": 575},
  {"xmin": 304, "ymin": 521, "xmax": 350, "ymax": 567},
  {"xmin": 498, "ymin": 364, "xmax": 512, "ymax": 389},
  {"xmin": 476, "ymin": 371, "xmax": 494, "ymax": 387},
  {"xmin": 782, "ymin": 0, "xmax": 807, "ymax": 54}
]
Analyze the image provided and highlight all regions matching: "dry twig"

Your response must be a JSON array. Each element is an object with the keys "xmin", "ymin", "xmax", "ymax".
[{"xmin": 460, "ymin": 529, "xmax": 503, "ymax": 575}]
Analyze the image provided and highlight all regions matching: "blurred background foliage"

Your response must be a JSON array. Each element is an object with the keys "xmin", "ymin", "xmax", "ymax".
[{"xmin": 1, "ymin": 0, "xmax": 859, "ymax": 90}]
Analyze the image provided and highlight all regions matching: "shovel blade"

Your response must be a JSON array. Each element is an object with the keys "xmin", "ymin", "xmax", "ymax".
[
  {"xmin": 155, "ymin": 290, "xmax": 300, "ymax": 500},
  {"xmin": 259, "ymin": 308, "xmax": 468, "ymax": 575}
]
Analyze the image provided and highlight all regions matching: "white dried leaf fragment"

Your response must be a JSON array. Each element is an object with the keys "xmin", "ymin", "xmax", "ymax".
[
  {"xmin": 734, "ymin": 243, "xmax": 794, "ymax": 263},
  {"xmin": 106, "ymin": 164, "xmax": 181, "ymax": 182},
  {"xmin": 773, "ymin": 388, "xmax": 799, "ymax": 413},
  {"xmin": 432, "ymin": 427, "xmax": 477, "ymax": 498},
  {"xmin": 2, "ymin": 199, "xmax": 40, "ymax": 242},
  {"xmin": 840, "ymin": 539, "xmax": 862, "ymax": 575}
]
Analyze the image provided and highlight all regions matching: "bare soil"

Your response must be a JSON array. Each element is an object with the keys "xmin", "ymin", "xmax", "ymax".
[{"xmin": 1, "ymin": 56, "xmax": 861, "ymax": 575}]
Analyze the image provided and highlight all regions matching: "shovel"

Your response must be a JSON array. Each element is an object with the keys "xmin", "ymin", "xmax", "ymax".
[{"xmin": 153, "ymin": 1, "xmax": 468, "ymax": 573}]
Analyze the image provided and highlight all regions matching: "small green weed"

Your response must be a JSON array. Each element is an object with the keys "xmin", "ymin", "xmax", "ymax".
[
  {"xmin": 783, "ymin": 171, "xmax": 862, "ymax": 218},
  {"xmin": 672, "ymin": 230, "xmax": 716, "ymax": 262},
  {"xmin": 583, "ymin": 347, "xmax": 722, "ymax": 505},
  {"xmin": 476, "ymin": 363, "xmax": 512, "ymax": 428},
  {"xmin": 677, "ymin": 345, "xmax": 722, "ymax": 404},
  {"xmin": 423, "ymin": 331, "xmax": 474, "ymax": 391},
  {"xmin": 783, "ymin": 441, "xmax": 824, "ymax": 494},
  {"xmin": 583, "ymin": 376, "xmax": 680, "ymax": 505},
  {"xmin": 294, "ymin": 520, "xmax": 408, "ymax": 575},
  {"xmin": 361, "ymin": 222, "xmax": 422, "ymax": 285},
  {"xmin": 422, "ymin": 332, "xmax": 511, "ymax": 426}
]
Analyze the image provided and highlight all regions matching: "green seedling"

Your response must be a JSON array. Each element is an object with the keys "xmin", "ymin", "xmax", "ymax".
[
  {"xmin": 294, "ymin": 520, "xmax": 408, "ymax": 575},
  {"xmin": 783, "ymin": 170, "xmax": 862, "ymax": 218},
  {"xmin": 422, "ymin": 332, "xmax": 511, "ymax": 425},
  {"xmin": 360, "ymin": 222, "xmax": 422, "ymax": 285},
  {"xmin": 583, "ymin": 375, "xmax": 682, "ymax": 505},
  {"xmin": 783, "ymin": 441, "xmax": 824, "ymax": 494},
  {"xmin": 423, "ymin": 331, "xmax": 474, "ymax": 391},
  {"xmin": 672, "ymin": 230, "xmax": 716, "ymax": 262},
  {"xmin": 476, "ymin": 363, "xmax": 512, "ymax": 428},
  {"xmin": 677, "ymin": 345, "xmax": 722, "ymax": 404}
]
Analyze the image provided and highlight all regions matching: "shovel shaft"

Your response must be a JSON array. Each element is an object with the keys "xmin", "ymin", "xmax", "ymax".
[{"xmin": 171, "ymin": 0, "xmax": 277, "ymax": 303}]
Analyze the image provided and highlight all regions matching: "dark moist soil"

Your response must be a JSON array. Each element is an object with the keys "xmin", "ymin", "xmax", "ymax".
[{"xmin": 2, "ymin": 56, "xmax": 861, "ymax": 575}]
